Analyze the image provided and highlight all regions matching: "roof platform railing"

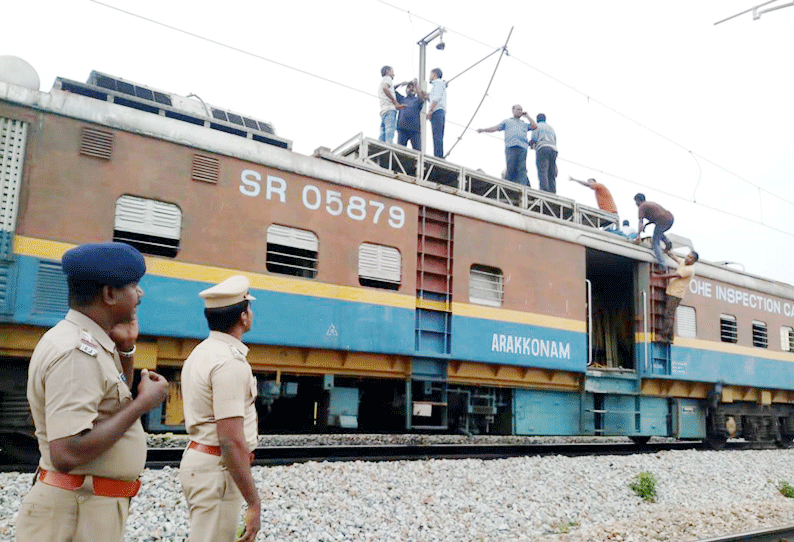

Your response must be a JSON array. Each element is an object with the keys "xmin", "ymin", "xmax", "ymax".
[
  {"xmin": 576, "ymin": 205, "xmax": 619, "ymax": 231},
  {"xmin": 320, "ymin": 134, "xmax": 619, "ymax": 231},
  {"xmin": 463, "ymin": 168, "xmax": 523, "ymax": 208},
  {"xmin": 526, "ymin": 190, "xmax": 576, "ymax": 222}
]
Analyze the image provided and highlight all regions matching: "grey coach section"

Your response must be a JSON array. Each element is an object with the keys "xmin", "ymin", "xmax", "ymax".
[
  {"xmin": 55, "ymin": 75, "xmax": 292, "ymax": 150},
  {"xmin": 324, "ymin": 133, "xmax": 619, "ymax": 231}
]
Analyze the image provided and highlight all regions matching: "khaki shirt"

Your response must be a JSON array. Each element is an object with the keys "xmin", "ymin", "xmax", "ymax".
[
  {"xmin": 181, "ymin": 332, "xmax": 258, "ymax": 451},
  {"xmin": 27, "ymin": 310, "xmax": 146, "ymax": 480},
  {"xmin": 667, "ymin": 255, "xmax": 695, "ymax": 299}
]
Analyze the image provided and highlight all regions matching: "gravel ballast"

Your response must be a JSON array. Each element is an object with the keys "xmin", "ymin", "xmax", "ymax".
[{"xmin": 3, "ymin": 446, "xmax": 794, "ymax": 541}]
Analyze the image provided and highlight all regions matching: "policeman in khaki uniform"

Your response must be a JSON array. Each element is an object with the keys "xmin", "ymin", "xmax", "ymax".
[
  {"xmin": 17, "ymin": 242, "xmax": 169, "ymax": 542},
  {"xmin": 180, "ymin": 275, "xmax": 261, "ymax": 542}
]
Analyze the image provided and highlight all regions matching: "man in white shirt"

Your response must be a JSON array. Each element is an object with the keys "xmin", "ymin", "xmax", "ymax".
[
  {"xmin": 425, "ymin": 68, "xmax": 447, "ymax": 158},
  {"xmin": 378, "ymin": 66, "xmax": 405, "ymax": 144}
]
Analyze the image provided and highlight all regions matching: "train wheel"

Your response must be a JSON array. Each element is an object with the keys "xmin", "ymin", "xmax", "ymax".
[
  {"xmin": 630, "ymin": 436, "xmax": 650, "ymax": 446},
  {"xmin": 775, "ymin": 419, "xmax": 793, "ymax": 449},
  {"xmin": 706, "ymin": 432, "xmax": 728, "ymax": 450}
]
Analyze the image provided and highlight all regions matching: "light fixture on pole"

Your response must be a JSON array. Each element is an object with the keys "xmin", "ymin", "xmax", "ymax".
[{"xmin": 417, "ymin": 26, "xmax": 445, "ymax": 153}]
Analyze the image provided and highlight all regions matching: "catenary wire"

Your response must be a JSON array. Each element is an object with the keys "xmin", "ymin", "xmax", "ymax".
[
  {"xmin": 376, "ymin": 0, "xmax": 794, "ymax": 211},
  {"xmin": 445, "ymin": 28, "xmax": 513, "ymax": 159},
  {"xmin": 560, "ymin": 155, "xmax": 790, "ymax": 238},
  {"xmin": 89, "ymin": 0, "xmax": 375, "ymax": 99},
  {"xmin": 446, "ymin": 47, "xmax": 503, "ymax": 85},
  {"xmin": 89, "ymin": 0, "xmax": 792, "ymax": 239}
]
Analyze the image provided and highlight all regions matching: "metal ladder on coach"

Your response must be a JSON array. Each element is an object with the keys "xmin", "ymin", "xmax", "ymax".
[
  {"xmin": 408, "ymin": 206, "xmax": 453, "ymax": 430},
  {"xmin": 649, "ymin": 273, "xmax": 673, "ymax": 374}
]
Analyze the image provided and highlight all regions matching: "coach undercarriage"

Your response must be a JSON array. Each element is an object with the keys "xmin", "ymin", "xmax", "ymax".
[{"xmin": 706, "ymin": 395, "xmax": 794, "ymax": 449}]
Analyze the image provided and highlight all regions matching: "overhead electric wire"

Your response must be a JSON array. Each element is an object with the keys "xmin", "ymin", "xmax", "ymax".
[
  {"xmin": 375, "ymin": 0, "xmax": 494, "ymax": 49},
  {"xmin": 376, "ymin": 0, "xmax": 794, "ymax": 213},
  {"xmin": 446, "ymin": 47, "xmax": 503, "ymax": 85},
  {"xmin": 714, "ymin": 0, "xmax": 780, "ymax": 24},
  {"xmin": 444, "ymin": 28, "xmax": 513, "ymax": 159},
  {"xmin": 690, "ymin": 152, "xmax": 703, "ymax": 203},
  {"xmin": 558, "ymin": 155, "xmax": 790, "ymax": 238},
  {"xmin": 90, "ymin": 0, "xmax": 792, "ymax": 239},
  {"xmin": 89, "ymin": 0, "xmax": 374, "ymax": 99}
]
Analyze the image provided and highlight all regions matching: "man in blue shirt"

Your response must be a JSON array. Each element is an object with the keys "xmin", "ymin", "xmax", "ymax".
[
  {"xmin": 477, "ymin": 105, "xmax": 537, "ymax": 186},
  {"xmin": 425, "ymin": 68, "xmax": 447, "ymax": 158},
  {"xmin": 530, "ymin": 113, "xmax": 558, "ymax": 193},
  {"xmin": 395, "ymin": 79, "xmax": 425, "ymax": 151}
]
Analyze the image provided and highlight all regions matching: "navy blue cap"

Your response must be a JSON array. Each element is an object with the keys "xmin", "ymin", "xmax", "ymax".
[{"xmin": 62, "ymin": 242, "xmax": 146, "ymax": 286}]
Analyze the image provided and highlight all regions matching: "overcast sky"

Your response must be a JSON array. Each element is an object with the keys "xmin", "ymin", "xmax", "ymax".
[{"xmin": 6, "ymin": 0, "xmax": 793, "ymax": 285}]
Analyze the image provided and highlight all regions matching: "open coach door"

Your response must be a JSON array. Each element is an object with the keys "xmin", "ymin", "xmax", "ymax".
[{"xmin": 582, "ymin": 248, "xmax": 651, "ymax": 443}]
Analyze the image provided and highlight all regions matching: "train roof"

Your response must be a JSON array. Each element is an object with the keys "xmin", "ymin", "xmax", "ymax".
[
  {"xmin": 2, "ymin": 74, "xmax": 792, "ymax": 299},
  {"xmin": 53, "ymin": 70, "xmax": 292, "ymax": 151}
]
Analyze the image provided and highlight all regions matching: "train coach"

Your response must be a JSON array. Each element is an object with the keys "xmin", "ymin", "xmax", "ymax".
[{"xmin": 1, "ymin": 60, "xmax": 794, "ymax": 463}]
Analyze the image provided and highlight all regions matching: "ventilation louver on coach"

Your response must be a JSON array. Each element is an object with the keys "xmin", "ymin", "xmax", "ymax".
[{"xmin": 114, "ymin": 195, "xmax": 182, "ymax": 258}]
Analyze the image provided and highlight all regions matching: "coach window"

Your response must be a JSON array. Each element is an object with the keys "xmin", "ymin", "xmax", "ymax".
[
  {"xmin": 781, "ymin": 326, "xmax": 794, "ymax": 353},
  {"xmin": 266, "ymin": 225, "xmax": 318, "ymax": 279},
  {"xmin": 720, "ymin": 314, "xmax": 737, "ymax": 344},
  {"xmin": 114, "ymin": 195, "xmax": 181, "ymax": 257},
  {"xmin": 358, "ymin": 243, "xmax": 401, "ymax": 290},
  {"xmin": 676, "ymin": 306, "xmax": 696, "ymax": 338},
  {"xmin": 470, "ymin": 265, "xmax": 503, "ymax": 307},
  {"xmin": 752, "ymin": 320, "xmax": 768, "ymax": 348}
]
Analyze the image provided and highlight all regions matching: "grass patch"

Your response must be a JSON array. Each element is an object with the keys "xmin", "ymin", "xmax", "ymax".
[
  {"xmin": 778, "ymin": 481, "xmax": 794, "ymax": 498},
  {"xmin": 630, "ymin": 471, "xmax": 657, "ymax": 502},
  {"xmin": 554, "ymin": 520, "xmax": 578, "ymax": 534}
]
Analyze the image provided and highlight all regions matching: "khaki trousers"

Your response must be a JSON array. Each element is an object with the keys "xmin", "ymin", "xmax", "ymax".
[
  {"xmin": 16, "ymin": 479, "xmax": 129, "ymax": 542},
  {"xmin": 179, "ymin": 448, "xmax": 243, "ymax": 542}
]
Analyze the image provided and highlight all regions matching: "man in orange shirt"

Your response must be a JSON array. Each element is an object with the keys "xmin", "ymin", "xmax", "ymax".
[{"xmin": 569, "ymin": 176, "xmax": 618, "ymax": 214}]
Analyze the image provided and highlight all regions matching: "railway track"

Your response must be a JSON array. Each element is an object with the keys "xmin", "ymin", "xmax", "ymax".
[
  {"xmin": 696, "ymin": 524, "xmax": 794, "ymax": 541},
  {"xmin": 144, "ymin": 440, "xmax": 747, "ymax": 469},
  {"xmin": 0, "ymin": 440, "xmax": 768, "ymax": 472}
]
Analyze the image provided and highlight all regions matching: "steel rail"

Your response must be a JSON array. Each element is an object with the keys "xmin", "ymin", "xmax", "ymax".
[
  {"xmin": 140, "ymin": 440, "xmax": 760, "ymax": 470},
  {"xmin": 695, "ymin": 523, "xmax": 794, "ymax": 541}
]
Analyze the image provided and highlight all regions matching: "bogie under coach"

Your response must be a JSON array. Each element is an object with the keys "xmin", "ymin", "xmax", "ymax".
[{"xmin": 2, "ymin": 61, "xmax": 794, "ymax": 463}]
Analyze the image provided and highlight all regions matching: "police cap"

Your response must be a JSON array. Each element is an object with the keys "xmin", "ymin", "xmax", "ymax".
[
  {"xmin": 199, "ymin": 275, "xmax": 256, "ymax": 309},
  {"xmin": 62, "ymin": 242, "xmax": 146, "ymax": 286}
]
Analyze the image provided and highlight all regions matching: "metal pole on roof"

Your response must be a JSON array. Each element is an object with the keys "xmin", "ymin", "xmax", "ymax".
[{"xmin": 417, "ymin": 26, "xmax": 445, "ymax": 155}]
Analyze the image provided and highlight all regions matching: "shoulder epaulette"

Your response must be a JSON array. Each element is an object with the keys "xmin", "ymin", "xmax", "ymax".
[
  {"xmin": 229, "ymin": 345, "xmax": 246, "ymax": 360},
  {"xmin": 77, "ymin": 329, "xmax": 99, "ymax": 357}
]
